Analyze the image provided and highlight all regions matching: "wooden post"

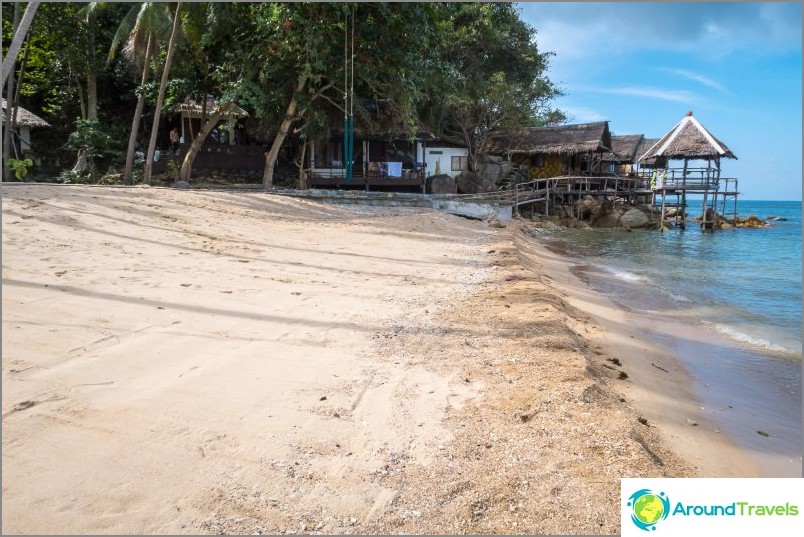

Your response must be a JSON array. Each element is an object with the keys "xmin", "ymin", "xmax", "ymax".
[{"xmin": 660, "ymin": 190, "xmax": 666, "ymax": 232}]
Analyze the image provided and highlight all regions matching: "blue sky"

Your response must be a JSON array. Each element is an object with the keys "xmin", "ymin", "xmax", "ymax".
[{"xmin": 518, "ymin": 2, "xmax": 802, "ymax": 200}]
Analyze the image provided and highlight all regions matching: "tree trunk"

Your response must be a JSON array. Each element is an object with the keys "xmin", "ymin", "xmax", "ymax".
[
  {"xmin": 1, "ymin": 1, "xmax": 39, "ymax": 88},
  {"xmin": 262, "ymin": 76, "xmax": 307, "ymax": 190},
  {"xmin": 123, "ymin": 35, "xmax": 153, "ymax": 184},
  {"xmin": 297, "ymin": 136, "xmax": 308, "ymax": 189},
  {"xmin": 143, "ymin": 2, "xmax": 182, "ymax": 185},
  {"xmin": 179, "ymin": 103, "xmax": 229, "ymax": 183},
  {"xmin": 2, "ymin": 3, "xmax": 21, "ymax": 181},
  {"xmin": 86, "ymin": 10, "xmax": 98, "ymax": 121}
]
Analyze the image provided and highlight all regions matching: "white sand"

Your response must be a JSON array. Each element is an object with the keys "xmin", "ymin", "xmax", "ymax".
[{"xmin": 1, "ymin": 184, "xmax": 762, "ymax": 534}]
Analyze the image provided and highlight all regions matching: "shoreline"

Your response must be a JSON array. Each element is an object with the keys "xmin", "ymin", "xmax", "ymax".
[
  {"xmin": 514, "ymin": 223, "xmax": 801, "ymax": 478},
  {"xmin": 510, "ymin": 226, "xmax": 759, "ymax": 477},
  {"xmin": 1, "ymin": 184, "xmax": 793, "ymax": 535}
]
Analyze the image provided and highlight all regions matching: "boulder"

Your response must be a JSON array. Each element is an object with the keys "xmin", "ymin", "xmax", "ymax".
[
  {"xmin": 591, "ymin": 212, "xmax": 620, "ymax": 228},
  {"xmin": 456, "ymin": 170, "xmax": 497, "ymax": 194},
  {"xmin": 173, "ymin": 181, "xmax": 192, "ymax": 189},
  {"xmin": 619, "ymin": 207, "xmax": 651, "ymax": 229},
  {"xmin": 427, "ymin": 174, "xmax": 457, "ymax": 194}
]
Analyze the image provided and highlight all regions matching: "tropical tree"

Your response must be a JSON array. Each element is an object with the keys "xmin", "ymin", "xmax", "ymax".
[
  {"xmin": 143, "ymin": 1, "xmax": 182, "ymax": 185},
  {"xmin": 1, "ymin": 0, "xmax": 38, "ymax": 87},
  {"xmin": 212, "ymin": 2, "xmax": 437, "ymax": 189},
  {"xmin": 108, "ymin": 2, "xmax": 172, "ymax": 184},
  {"xmin": 421, "ymin": 3, "xmax": 564, "ymax": 169}
]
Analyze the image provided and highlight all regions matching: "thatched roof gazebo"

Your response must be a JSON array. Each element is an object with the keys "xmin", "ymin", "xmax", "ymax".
[{"xmin": 638, "ymin": 111, "xmax": 736, "ymax": 165}]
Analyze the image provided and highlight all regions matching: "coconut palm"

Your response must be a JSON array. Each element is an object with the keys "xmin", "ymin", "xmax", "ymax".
[
  {"xmin": 107, "ymin": 2, "xmax": 173, "ymax": 183},
  {"xmin": 1, "ymin": 1, "xmax": 40, "ymax": 87},
  {"xmin": 143, "ymin": 2, "xmax": 183, "ymax": 185}
]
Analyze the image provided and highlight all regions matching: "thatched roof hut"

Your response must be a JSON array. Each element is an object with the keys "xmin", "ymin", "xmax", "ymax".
[
  {"xmin": 602, "ymin": 134, "xmax": 644, "ymax": 163},
  {"xmin": 638, "ymin": 111, "xmax": 736, "ymax": 163},
  {"xmin": 489, "ymin": 121, "xmax": 612, "ymax": 156},
  {"xmin": 1, "ymin": 99, "xmax": 50, "ymax": 128}
]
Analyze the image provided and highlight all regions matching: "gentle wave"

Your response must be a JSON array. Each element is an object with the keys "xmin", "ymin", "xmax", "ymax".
[
  {"xmin": 604, "ymin": 267, "xmax": 651, "ymax": 283},
  {"xmin": 710, "ymin": 322, "xmax": 801, "ymax": 356}
]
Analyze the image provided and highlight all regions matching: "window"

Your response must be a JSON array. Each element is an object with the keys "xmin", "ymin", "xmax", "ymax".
[{"xmin": 451, "ymin": 156, "xmax": 469, "ymax": 171}]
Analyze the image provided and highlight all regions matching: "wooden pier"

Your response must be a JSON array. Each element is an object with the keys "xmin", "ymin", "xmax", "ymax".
[{"xmin": 506, "ymin": 167, "xmax": 739, "ymax": 230}]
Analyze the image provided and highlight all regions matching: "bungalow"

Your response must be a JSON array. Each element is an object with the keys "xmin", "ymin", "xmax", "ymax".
[
  {"xmin": 1, "ymin": 98, "xmax": 50, "ymax": 158},
  {"xmin": 160, "ymin": 97, "xmax": 263, "ymax": 177},
  {"xmin": 488, "ymin": 121, "xmax": 612, "ymax": 179},
  {"xmin": 306, "ymin": 99, "xmax": 469, "ymax": 191}
]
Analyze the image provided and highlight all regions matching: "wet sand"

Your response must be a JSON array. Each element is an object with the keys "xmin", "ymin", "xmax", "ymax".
[{"xmin": 1, "ymin": 184, "xmax": 770, "ymax": 534}]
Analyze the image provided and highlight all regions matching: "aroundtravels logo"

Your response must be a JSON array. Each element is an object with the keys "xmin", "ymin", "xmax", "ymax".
[
  {"xmin": 622, "ymin": 479, "xmax": 803, "ymax": 536},
  {"xmin": 627, "ymin": 489, "xmax": 671, "ymax": 531}
]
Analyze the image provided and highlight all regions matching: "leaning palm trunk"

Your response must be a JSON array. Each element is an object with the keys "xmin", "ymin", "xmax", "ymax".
[
  {"xmin": 143, "ymin": 2, "xmax": 182, "ymax": 185},
  {"xmin": 178, "ymin": 103, "xmax": 230, "ymax": 183},
  {"xmin": 123, "ymin": 35, "xmax": 153, "ymax": 184},
  {"xmin": 1, "ymin": 1, "xmax": 39, "ymax": 87},
  {"xmin": 2, "ymin": 3, "xmax": 21, "ymax": 181}
]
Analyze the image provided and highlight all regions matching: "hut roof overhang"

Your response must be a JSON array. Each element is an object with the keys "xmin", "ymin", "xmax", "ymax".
[
  {"xmin": 602, "ymin": 134, "xmax": 644, "ymax": 163},
  {"xmin": 169, "ymin": 98, "xmax": 248, "ymax": 119},
  {"xmin": 638, "ymin": 111, "xmax": 736, "ymax": 162},
  {"xmin": 488, "ymin": 121, "xmax": 612, "ymax": 156},
  {"xmin": 633, "ymin": 137, "xmax": 661, "ymax": 167},
  {"xmin": 1, "ymin": 99, "xmax": 50, "ymax": 128}
]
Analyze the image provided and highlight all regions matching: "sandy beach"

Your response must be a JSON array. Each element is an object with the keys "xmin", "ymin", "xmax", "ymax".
[{"xmin": 1, "ymin": 184, "xmax": 769, "ymax": 534}]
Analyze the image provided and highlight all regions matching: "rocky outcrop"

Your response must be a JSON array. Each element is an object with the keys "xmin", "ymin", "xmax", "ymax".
[
  {"xmin": 574, "ymin": 197, "xmax": 659, "ymax": 229},
  {"xmin": 476, "ymin": 155, "xmax": 512, "ymax": 186},
  {"xmin": 456, "ymin": 170, "xmax": 497, "ymax": 194},
  {"xmin": 426, "ymin": 174, "xmax": 457, "ymax": 194}
]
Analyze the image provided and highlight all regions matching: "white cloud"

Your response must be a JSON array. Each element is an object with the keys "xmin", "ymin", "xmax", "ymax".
[
  {"xmin": 521, "ymin": 2, "xmax": 803, "ymax": 61},
  {"xmin": 657, "ymin": 68, "xmax": 731, "ymax": 94},
  {"xmin": 559, "ymin": 106, "xmax": 608, "ymax": 123},
  {"xmin": 575, "ymin": 85, "xmax": 697, "ymax": 104}
]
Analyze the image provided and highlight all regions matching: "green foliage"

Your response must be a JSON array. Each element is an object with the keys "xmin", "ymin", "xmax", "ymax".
[
  {"xmin": 5, "ymin": 1, "xmax": 566, "ymax": 180},
  {"xmin": 59, "ymin": 169, "xmax": 91, "ymax": 184},
  {"xmin": 7, "ymin": 158, "xmax": 34, "ymax": 181},
  {"xmin": 67, "ymin": 119, "xmax": 113, "ymax": 158}
]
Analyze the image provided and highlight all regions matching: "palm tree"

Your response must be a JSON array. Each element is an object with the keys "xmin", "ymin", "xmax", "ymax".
[
  {"xmin": 108, "ymin": 2, "xmax": 172, "ymax": 184},
  {"xmin": 1, "ymin": 1, "xmax": 40, "ymax": 87},
  {"xmin": 143, "ymin": 2, "xmax": 183, "ymax": 185}
]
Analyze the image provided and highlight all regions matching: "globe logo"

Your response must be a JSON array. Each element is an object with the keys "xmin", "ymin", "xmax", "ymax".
[{"xmin": 627, "ymin": 489, "xmax": 670, "ymax": 531}]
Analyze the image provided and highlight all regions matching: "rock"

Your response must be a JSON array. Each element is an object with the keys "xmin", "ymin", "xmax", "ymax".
[
  {"xmin": 618, "ymin": 207, "xmax": 651, "ymax": 229},
  {"xmin": 173, "ymin": 180, "xmax": 192, "ymax": 189},
  {"xmin": 456, "ymin": 170, "xmax": 496, "ymax": 194},
  {"xmin": 426, "ymin": 174, "xmax": 457, "ymax": 194},
  {"xmin": 591, "ymin": 212, "xmax": 620, "ymax": 228},
  {"xmin": 686, "ymin": 418, "xmax": 699, "ymax": 426},
  {"xmin": 476, "ymin": 154, "xmax": 512, "ymax": 186},
  {"xmin": 486, "ymin": 217, "xmax": 505, "ymax": 229}
]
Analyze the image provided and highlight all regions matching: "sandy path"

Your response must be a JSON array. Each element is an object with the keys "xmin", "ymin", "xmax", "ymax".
[{"xmin": 1, "ymin": 184, "xmax": 757, "ymax": 535}]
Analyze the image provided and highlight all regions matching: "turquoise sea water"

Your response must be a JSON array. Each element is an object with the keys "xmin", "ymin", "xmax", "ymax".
[{"xmin": 534, "ymin": 200, "xmax": 802, "ymax": 474}]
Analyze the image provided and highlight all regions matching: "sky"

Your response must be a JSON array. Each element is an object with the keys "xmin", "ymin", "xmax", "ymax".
[{"xmin": 518, "ymin": 2, "xmax": 802, "ymax": 200}]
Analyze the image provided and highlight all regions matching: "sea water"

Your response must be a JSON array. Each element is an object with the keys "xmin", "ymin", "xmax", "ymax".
[{"xmin": 534, "ymin": 200, "xmax": 802, "ymax": 475}]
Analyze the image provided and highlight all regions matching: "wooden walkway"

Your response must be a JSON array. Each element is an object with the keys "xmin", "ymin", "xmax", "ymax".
[{"xmin": 503, "ymin": 171, "xmax": 739, "ymax": 229}]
